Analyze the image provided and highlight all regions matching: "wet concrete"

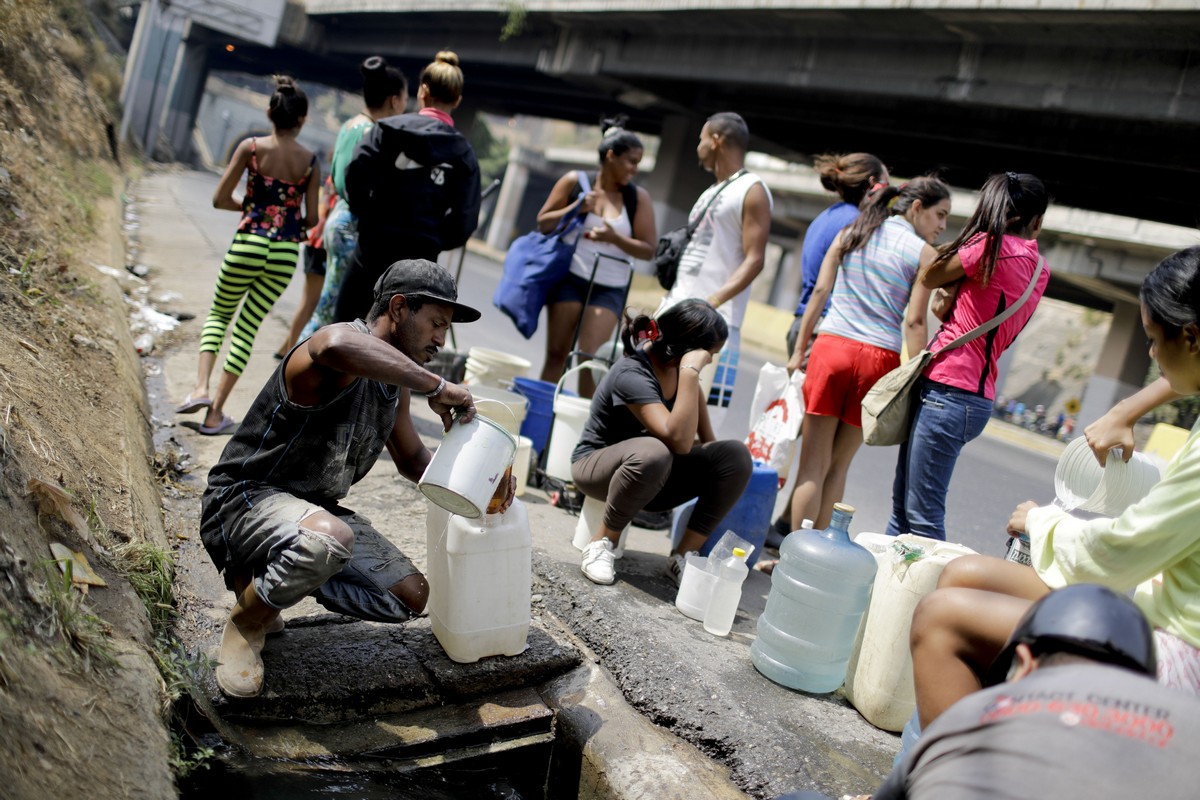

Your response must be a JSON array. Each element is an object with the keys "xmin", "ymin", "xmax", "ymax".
[{"xmin": 137, "ymin": 169, "xmax": 900, "ymax": 799}]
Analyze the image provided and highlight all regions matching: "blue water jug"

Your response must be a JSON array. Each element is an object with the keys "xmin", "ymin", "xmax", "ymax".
[{"xmin": 751, "ymin": 503, "xmax": 877, "ymax": 693}]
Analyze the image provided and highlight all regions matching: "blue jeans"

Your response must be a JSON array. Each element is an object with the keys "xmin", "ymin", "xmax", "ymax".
[{"xmin": 886, "ymin": 380, "xmax": 994, "ymax": 541}]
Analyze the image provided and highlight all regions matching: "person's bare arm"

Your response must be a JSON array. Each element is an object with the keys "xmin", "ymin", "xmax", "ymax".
[
  {"xmin": 386, "ymin": 390, "xmax": 432, "ymax": 483},
  {"xmin": 584, "ymin": 185, "xmax": 656, "ymax": 260},
  {"xmin": 903, "ymin": 244, "xmax": 937, "ymax": 357},
  {"xmin": 1084, "ymin": 376, "xmax": 1180, "ymax": 464},
  {"xmin": 536, "ymin": 172, "xmax": 589, "ymax": 233},
  {"xmin": 303, "ymin": 160, "xmax": 321, "ymax": 231},
  {"xmin": 707, "ymin": 182, "xmax": 771, "ymax": 308},
  {"xmin": 285, "ymin": 323, "xmax": 475, "ymax": 430},
  {"xmin": 787, "ymin": 232, "xmax": 842, "ymax": 373},
  {"xmin": 627, "ymin": 350, "xmax": 713, "ymax": 453},
  {"xmin": 920, "ymin": 251, "xmax": 966, "ymax": 289},
  {"xmin": 212, "ymin": 140, "xmax": 252, "ymax": 211}
]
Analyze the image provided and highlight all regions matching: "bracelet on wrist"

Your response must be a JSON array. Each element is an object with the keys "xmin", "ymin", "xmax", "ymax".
[
  {"xmin": 682, "ymin": 364, "xmax": 702, "ymax": 375},
  {"xmin": 424, "ymin": 375, "xmax": 447, "ymax": 398}
]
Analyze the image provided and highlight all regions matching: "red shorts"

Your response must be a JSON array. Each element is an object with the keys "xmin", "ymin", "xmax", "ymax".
[{"xmin": 802, "ymin": 334, "xmax": 900, "ymax": 428}]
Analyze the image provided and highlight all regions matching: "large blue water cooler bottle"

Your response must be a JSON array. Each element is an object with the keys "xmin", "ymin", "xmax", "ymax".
[{"xmin": 751, "ymin": 502, "xmax": 877, "ymax": 693}]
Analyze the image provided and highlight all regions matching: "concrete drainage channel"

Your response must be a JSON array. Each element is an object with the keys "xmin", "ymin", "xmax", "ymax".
[{"xmin": 176, "ymin": 643, "xmax": 748, "ymax": 800}]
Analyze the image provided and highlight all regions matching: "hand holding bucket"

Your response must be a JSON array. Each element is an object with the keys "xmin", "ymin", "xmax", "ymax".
[
  {"xmin": 419, "ymin": 398, "xmax": 519, "ymax": 519},
  {"xmin": 1053, "ymin": 436, "xmax": 1163, "ymax": 516}
]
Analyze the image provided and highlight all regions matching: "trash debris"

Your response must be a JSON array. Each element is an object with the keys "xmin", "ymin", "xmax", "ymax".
[
  {"xmin": 27, "ymin": 477, "xmax": 92, "ymax": 542},
  {"xmin": 49, "ymin": 542, "xmax": 107, "ymax": 588},
  {"xmin": 134, "ymin": 333, "xmax": 154, "ymax": 355}
]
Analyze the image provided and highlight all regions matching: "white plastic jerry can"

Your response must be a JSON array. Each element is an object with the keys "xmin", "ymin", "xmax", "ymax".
[
  {"xmin": 425, "ymin": 498, "xmax": 532, "ymax": 663},
  {"xmin": 842, "ymin": 533, "xmax": 976, "ymax": 731}
]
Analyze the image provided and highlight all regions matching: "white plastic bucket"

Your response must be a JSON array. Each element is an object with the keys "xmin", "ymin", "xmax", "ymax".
[
  {"xmin": 1053, "ymin": 436, "xmax": 1162, "ymax": 516},
  {"xmin": 419, "ymin": 400, "xmax": 518, "ymax": 519},
  {"xmin": 464, "ymin": 347, "xmax": 532, "ymax": 389},
  {"xmin": 675, "ymin": 554, "xmax": 718, "ymax": 621},
  {"xmin": 544, "ymin": 362, "xmax": 609, "ymax": 482},
  {"xmin": 572, "ymin": 495, "xmax": 631, "ymax": 558},
  {"xmin": 469, "ymin": 385, "xmax": 529, "ymax": 437},
  {"xmin": 513, "ymin": 435, "xmax": 533, "ymax": 498}
]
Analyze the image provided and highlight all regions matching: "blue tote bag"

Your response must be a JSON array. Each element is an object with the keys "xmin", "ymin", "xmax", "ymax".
[{"xmin": 492, "ymin": 172, "xmax": 590, "ymax": 339}]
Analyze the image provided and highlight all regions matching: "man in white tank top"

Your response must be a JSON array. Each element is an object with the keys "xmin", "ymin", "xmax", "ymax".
[{"xmin": 660, "ymin": 112, "xmax": 773, "ymax": 435}]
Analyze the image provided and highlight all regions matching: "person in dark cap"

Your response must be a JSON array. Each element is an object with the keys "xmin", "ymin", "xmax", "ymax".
[
  {"xmin": 199, "ymin": 258, "xmax": 507, "ymax": 698},
  {"xmin": 863, "ymin": 584, "xmax": 1199, "ymax": 800}
]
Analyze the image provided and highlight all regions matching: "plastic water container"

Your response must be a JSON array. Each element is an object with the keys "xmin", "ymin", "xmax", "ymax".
[
  {"xmin": 669, "ymin": 463, "xmax": 777, "ymax": 567},
  {"xmin": 464, "ymin": 347, "xmax": 532, "ymax": 389},
  {"xmin": 572, "ymin": 495, "xmax": 631, "ymax": 558},
  {"xmin": 704, "ymin": 548, "xmax": 750, "ymax": 637},
  {"xmin": 1054, "ymin": 435, "xmax": 1162, "ymax": 516},
  {"xmin": 469, "ymin": 385, "xmax": 529, "ymax": 437},
  {"xmin": 513, "ymin": 377, "xmax": 557, "ymax": 456},
  {"xmin": 675, "ymin": 554, "xmax": 719, "ymax": 620},
  {"xmin": 894, "ymin": 709, "xmax": 922, "ymax": 768},
  {"xmin": 544, "ymin": 362, "xmax": 609, "ymax": 482},
  {"xmin": 842, "ymin": 533, "xmax": 976, "ymax": 731},
  {"xmin": 418, "ymin": 407, "xmax": 517, "ymax": 519},
  {"xmin": 425, "ymin": 498, "xmax": 532, "ymax": 663},
  {"xmin": 513, "ymin": 435, "xmax": 533, "ymax": 497},
  {"xmin": 751, "ymin": 503, "xmax": 877, "ymax": 693}
]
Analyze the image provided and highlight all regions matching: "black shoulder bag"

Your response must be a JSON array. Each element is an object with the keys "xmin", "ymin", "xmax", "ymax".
[{"xmin": 653, "ymin": 169, "xmax": 746, "ymax": 291}]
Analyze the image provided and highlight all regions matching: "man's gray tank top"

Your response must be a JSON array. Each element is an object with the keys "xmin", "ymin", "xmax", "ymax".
[{"xmin": 200, "ymin": 319, "xmax": 401, "ymax": 570}]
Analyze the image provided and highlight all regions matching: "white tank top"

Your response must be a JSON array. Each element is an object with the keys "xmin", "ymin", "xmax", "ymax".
[{"xmin": 569, "ymin": 206, "xmax": 634, "ymax": 288}]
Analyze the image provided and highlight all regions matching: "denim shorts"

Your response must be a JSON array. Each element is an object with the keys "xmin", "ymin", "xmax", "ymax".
[
  {"xmin": 228, "ymin": 492, "xmax": 418, "ymax": 623},
  {"xmin": 547, "ymin": 271, "xmax": 627, "ymax": 316}
]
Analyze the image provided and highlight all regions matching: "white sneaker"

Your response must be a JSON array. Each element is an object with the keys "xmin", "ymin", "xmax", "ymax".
[{"xmin": 581, "ymin": 539, "xmax": 617, "ymax": 585}]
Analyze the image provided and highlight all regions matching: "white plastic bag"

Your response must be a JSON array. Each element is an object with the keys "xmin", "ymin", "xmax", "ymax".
[{"xmin": 744, "ymin": 364, "xmax": 804, "ymax": 480}]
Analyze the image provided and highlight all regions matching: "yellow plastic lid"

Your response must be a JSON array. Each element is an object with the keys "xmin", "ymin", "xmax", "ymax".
[{"xmin": 732, "ymin": 547, "xmax": 746, "ymax": 558}]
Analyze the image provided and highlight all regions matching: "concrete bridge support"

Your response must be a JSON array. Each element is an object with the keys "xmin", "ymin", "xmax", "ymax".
[
  {"xmin": 640, "ymin": 115, "xmax": 711, "ymax": 236},
  {"xmin": 1077, "ymin": 301, "xmax": 1152, "ymax": 433},
  {"xmin": 486, "ymin": 146, "xmax": 537, "ymax": 252}
]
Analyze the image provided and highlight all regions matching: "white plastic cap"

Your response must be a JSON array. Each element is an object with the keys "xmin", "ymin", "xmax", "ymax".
[{"xmin": 800, "ymin": 519, "xmax": 814, "ymax": 529}]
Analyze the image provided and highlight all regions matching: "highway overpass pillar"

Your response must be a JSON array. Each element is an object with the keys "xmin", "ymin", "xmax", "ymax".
[
  {"xmin": 486, "ymin": 145, "xmax": 532, "ymax": 252},
  {"xmin": 641, "ymin": 115, "xmax": 712, "ymax": 235},
  {"xmin": 1077, "ymin": 299, "xmax": 1152, "ymax": 432}
]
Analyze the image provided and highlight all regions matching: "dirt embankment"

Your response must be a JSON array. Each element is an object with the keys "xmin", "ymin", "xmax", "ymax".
[{"xmin": 0, "ymin": 2, "xmax": 175, "ymax": 798}]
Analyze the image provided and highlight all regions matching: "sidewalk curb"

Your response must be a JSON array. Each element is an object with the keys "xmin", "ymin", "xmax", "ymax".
[{"xmin": 981, "ymin": 419, "xmax": 1067, "ymax": 460}]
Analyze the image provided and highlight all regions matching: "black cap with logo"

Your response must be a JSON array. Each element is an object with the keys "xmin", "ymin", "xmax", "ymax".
[{"xmin": 373, "ymin": 259, "xmax": 481, "ymax": 323}]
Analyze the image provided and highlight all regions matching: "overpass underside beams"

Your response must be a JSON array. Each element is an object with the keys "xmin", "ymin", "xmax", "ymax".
[{"xmin": 298, "ymin": 6, "xmax": 1199, "ymax": 228}]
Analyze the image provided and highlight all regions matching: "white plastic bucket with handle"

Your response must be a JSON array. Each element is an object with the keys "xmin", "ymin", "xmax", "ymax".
[
  {"xmin": 544, "ymin": 362, "xmax": 610, "ymax": 482},
  {"xmin": 1053, "ymin": 436, "xmax": 1162, "ymax": 516},
  {"xmin": 464, "ymin": 347, "xmax": 532, "ymax": 389},
  {"xmin": 419, "ymin": 399, "xmax": 518, "ymax": 519},
  {"xmin": 469, "ymin": 385, "xmax": 529, "ymax": 437}
]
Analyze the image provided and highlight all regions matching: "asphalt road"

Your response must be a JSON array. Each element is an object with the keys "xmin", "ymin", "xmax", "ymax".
[{"xmin": 180, "ymin": 169, "xmax": 1058, "ymax": 558}]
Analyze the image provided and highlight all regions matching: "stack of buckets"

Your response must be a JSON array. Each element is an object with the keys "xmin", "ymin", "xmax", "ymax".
[
  {"xmin": 513, "ymin": 362, "xmax": 607, "ymax": 483},
  {"xmin": 463, "ymin": 347, "xmax": 535, "ymax": 495}
]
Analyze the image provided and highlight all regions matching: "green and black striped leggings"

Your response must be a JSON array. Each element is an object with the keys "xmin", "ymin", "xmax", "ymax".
[{"xmin": 200, "ymin": 232, "xmax": 298, "ymax": 375}]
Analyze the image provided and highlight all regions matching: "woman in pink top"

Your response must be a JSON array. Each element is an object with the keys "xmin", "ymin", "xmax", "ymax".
[{"xmin": 886, "ymin": 172, "xmax": 1050, "ymax": 540}]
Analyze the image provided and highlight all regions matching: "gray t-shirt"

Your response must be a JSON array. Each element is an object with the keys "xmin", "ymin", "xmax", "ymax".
[
  {"xmin": 572, "ymin": 349, "xmax": 672, "ymax": 461},
  {"xmin": 874, "ymin": 662, "xmax": 1200, "ymax": 799}
]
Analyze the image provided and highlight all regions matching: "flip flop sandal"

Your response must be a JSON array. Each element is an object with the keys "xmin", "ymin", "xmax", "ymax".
[
  {"xmin": 175, "ymin": 394, "xmax": 213, "ymax": 414},
  {"xmin": 199, "ymin": 414, "xmax": 238, "ymax": 436}
]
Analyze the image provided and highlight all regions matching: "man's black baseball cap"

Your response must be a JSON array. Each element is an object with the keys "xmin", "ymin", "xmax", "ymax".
[{"xmin": 373, "ymin": 259, "xmax": 481, "ymax": 323}]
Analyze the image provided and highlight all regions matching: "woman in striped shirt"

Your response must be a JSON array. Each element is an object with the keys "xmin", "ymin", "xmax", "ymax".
[{"xmin": 785, "ymin": 177, "xmax": 951, "ymax": 529}]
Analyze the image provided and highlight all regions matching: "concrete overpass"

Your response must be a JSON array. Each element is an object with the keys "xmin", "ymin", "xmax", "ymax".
[{"xmin": 123, "ymin": 0, "xmax": 1200, "ymax": 425}]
